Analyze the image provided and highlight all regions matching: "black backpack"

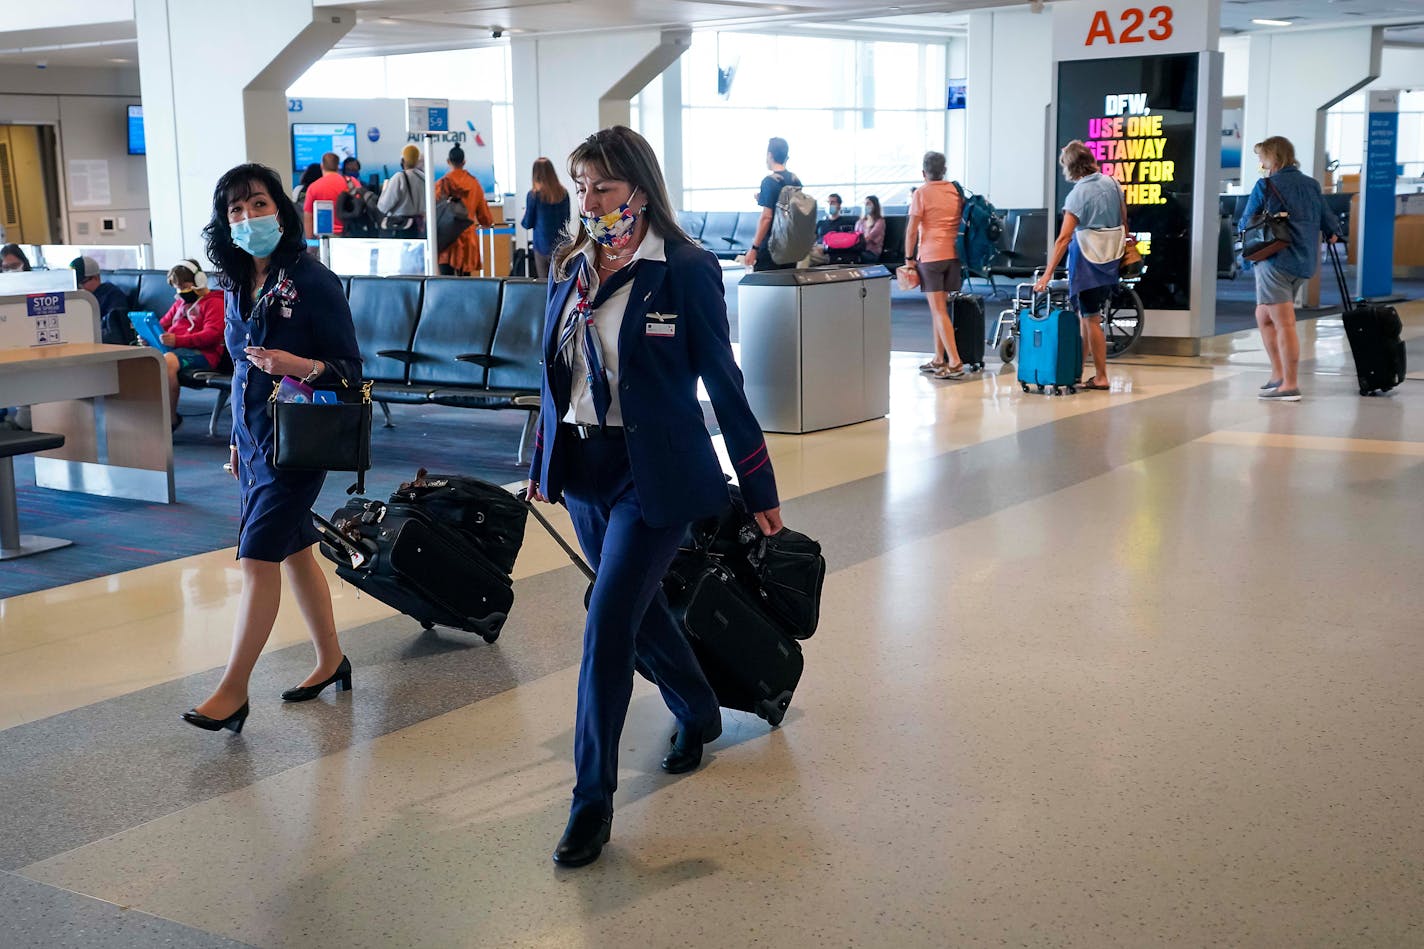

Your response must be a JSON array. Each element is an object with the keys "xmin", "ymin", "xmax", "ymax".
[{"xmin": 337, "ymin": 186, "xmax": 379, "ymax": 238}]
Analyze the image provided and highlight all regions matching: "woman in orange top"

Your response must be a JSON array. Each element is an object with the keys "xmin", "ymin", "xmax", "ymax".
[
  {"xmin": 436, "ymin": 144, "xmax": 495, "ymax": 276},
  {"xmin": 904, "ymin": 151, "xmax": 966, "ymax": 379}
]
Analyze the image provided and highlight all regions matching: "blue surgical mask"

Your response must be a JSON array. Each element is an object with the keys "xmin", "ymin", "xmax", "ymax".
[{"xmin": 231, "ymin": 213, "xmax": 282, "ymax": 258}]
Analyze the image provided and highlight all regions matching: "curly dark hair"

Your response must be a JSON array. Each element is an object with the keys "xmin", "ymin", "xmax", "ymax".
[{"xmin": 202, "ymin": 163, "xmax": 307, "ymax": 293}]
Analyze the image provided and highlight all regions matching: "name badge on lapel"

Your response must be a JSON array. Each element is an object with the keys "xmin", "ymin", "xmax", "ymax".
[{"xmin": 646, "ymin": 311, "xmax": 676, "ymax": 337}]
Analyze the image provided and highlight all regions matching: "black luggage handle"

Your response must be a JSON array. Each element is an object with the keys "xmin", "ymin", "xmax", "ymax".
[
  {"xmin": 1326, "ymin": 242, "xmax": 1356, "ymax": 315},
  {"xmin": 515, "ymin": 487, "xmax": 596, "ymax": 582}
]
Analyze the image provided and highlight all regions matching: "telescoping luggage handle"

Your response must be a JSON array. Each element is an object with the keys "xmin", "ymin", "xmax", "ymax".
[
  {"xmin": 516, "ymin": 488, "xmax": 596, "ymax": 582},
  {"xmin": 1326, "ymin": 242, "xmax": 1358, "ymax": 315}
]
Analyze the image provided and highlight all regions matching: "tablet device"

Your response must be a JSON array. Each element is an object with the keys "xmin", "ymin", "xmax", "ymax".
[{"xmin": 127, "ymin": 311, "xmax": 169, "ymax": 351}]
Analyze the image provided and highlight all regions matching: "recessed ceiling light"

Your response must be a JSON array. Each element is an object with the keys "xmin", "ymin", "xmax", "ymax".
[
  {"xmin": 108, "ymin": 57, "xmax": 130, "ymax": 63},
  {"xmin": 1252, "ymin": 18, "xmax": 1294, "ymax": 26},
  {"xmin": 377, "ymin": 17, "xmax": 399, "ymax": 25}
]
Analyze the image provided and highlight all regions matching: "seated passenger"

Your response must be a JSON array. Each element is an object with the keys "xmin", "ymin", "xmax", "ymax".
[
  {"xmin": 154, "ymin": 260, "xmax": 226, "ymax": 430},
  {"xmin": 855, "ymin": 195, "xmax": 886, "ymax": 264},
  {"xmin": 2, "ymin": 243, "xmax": 32, "ymax": 272},
  {"xmin": 808, "ymin": 193, "xmax": 857, "ymax": 265},
  {"xmin": 71, "ymin": 256, "xmax": 132, "ymax": 345}
]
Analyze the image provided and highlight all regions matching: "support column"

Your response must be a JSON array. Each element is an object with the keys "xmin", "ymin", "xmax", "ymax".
[
  {"xmin": 661, "ymin": 59, "xmax": 685, "ymax": 209},
  {"xmin": 965, "ymin": 8, "xmax": 1053, "ymax": 209},
  {"xmin": 134, "ymin": 1, "xmax": 353, "ymax": 265},
  {"xmin": 512, "ymin": 29, "xmax": 690, "ymax": 219}
]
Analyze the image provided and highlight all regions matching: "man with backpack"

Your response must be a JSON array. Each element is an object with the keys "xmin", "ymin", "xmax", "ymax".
[
  {"xmin": 744, "ymin": 137, "xmax": 816, "ymax": 272},
  {"xmin": 377, "ymin": 144, "xmax": 428, "ymax": 238}
]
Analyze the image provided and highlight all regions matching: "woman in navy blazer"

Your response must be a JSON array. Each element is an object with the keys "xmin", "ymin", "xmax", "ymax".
[{"xmin": 527, "ymin": 127, "xmax": 782, "ymax": 868}]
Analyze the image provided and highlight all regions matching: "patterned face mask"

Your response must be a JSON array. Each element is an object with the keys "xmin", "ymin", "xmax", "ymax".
[{"xmin": 580, "ymin": 188, "xmax": 642, "ymax": 248}]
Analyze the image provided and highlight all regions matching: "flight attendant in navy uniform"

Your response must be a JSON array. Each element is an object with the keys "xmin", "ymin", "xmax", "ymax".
[
  {"xmin": 182, "ymin": 163, "xmax": 363, "ymax": 735},
  {"xmin": 527, "ymin": 127, "xmax": 783, "ymax": 868}
]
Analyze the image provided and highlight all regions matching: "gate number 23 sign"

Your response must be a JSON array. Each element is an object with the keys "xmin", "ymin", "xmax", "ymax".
[{"xmin": 1084, "ymin": 6, "xmax": 1174, "ymax": 46}]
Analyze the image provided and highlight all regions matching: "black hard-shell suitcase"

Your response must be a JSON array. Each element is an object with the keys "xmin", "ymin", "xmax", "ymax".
[
  {"xmin": 316, "ymin": 500, "xmax": 512, "ymax": 642},
  {"xmin": 523, "ymin": 499, "xmax": 804, "ymax": 726},
  {"xmin": 1328, "ymin": 244, "xmax": 1406, "ymax": 396},
  {"xmin": 949, "ymin": 292, "xmax": 986, "ymax": 371}
]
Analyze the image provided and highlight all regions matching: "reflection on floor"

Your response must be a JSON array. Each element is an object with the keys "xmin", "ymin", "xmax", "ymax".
[{"xmin": 1, "ymin": 308, "xmax": 1421, "ymax": 948}]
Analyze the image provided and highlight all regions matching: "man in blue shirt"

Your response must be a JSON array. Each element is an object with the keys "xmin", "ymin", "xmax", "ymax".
[{"xmin": 71, "ymin": 256, "xmax": 133, "ymax": 345}]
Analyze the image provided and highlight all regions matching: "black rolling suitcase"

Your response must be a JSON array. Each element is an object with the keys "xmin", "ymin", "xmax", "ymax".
[
  {"xmin": 1329, "ymin": 244, "xmax": 1407, "ymax": 396},
  {"xmin": 523, "ymin": 497, "xmax": 807, "ymax": 727},
  {"xmin": 949, "ymin": 292, "xmax": 986, "ymax": 371},
  {"xmin": 317, "ymin": 500, "xmax": 513, "ymax": 642}
]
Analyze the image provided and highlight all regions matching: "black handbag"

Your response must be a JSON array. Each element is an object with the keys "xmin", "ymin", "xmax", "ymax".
[
  {"xmin": 270, "ymin": 380, "xmax": 373, "ymax": 494},
  {"xmin": 1240, "ymin": 178, "xmax": 1292, "ymax": 262}
]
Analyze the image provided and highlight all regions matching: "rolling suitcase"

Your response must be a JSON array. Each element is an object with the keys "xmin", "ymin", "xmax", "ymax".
[
  {"xmin": 316, "ymin": 499, "xmax": 513, "ymax": 642},
  {"xmin": 1017, "ymin": 296, "xmax": 1083, "ymax": 395},
  {"xmin": 949, "ymin": 292, "xmax": 986, "ymax": 371},
  {"xmin": 1328, "ymin": 244, "xmax": 1406, "ymax": 396},
  {"xmin": 523, "ymin": 498, "xmax": 805, "ymax": 727}
]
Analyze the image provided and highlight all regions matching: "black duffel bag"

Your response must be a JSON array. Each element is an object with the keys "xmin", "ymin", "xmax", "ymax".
[
  {"xmin": 389, "ymin": 468, "xmax": 528, "ymax": 575},
  {"xmin": 686, "ymin": 486, "xmax": 826, "ymax": 640}
]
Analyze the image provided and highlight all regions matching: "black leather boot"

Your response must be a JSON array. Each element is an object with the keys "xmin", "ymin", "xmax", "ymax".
[{"xmin": 553, "ymin": 809, "xmax": 612, "ymax": 868}]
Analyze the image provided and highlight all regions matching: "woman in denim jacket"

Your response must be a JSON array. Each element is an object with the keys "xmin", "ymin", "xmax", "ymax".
[{"xmin": 1238, "ymin": 136, "xmax": 1341, "ymax": 402}]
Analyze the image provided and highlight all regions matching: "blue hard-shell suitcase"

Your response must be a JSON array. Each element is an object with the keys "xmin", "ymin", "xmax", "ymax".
[{"xmin": 1017, "ymin": 305, "xmax": 1083, "ymax": 395}]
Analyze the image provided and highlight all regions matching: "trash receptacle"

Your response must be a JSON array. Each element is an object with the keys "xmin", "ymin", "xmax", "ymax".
[{"xmin": 737, "ymin": 265, "xmax": 891, "ymax": 434}]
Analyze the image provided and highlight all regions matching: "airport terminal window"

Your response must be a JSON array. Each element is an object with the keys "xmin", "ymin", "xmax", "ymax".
[
  {"xmin": 288, "ymin": 47, "xmax": 516, "ymax": 194},
  {"xmin": 1325, "ymin": 90, "xmax": 1424, "ymax": 179},
  {"xmin": 679, "ymin": 32, "xmax": 948, "ymax": 210}
]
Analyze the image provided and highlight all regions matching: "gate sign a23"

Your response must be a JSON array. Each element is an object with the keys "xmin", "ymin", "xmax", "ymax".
[{"xmin": 1085, "ymin": 6, "xmax": 1174, "ymax": 45}]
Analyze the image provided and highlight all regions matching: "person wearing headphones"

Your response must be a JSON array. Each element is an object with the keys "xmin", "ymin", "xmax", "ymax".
[
  {"xmin": 526, "ymin": 126, "xmax": 783, "ymax": 869},
  {"xmin": 154, "ymin": 259, "xmax": 226, "ymax": 430}
]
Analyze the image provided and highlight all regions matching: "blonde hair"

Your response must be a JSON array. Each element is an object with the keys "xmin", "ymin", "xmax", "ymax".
[
  {"xmin": 1059, "ymin": 140, "xmax": 1098, "ymax": 180},
  {"xmin": 1254, "ymin": 135, "xmax": 1298, "ymax": 171}
]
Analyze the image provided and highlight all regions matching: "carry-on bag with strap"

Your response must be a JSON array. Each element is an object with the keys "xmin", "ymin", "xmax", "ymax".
[
  {"xmin": 1327, "ymin": 243, "xmax": 1406, "ymax": 396},
  {"xmin": 1240, "ymin": 178, "xmax": 1293, "ymax": 262},
  {"xmin": 270, "ymin": 379, "xmax": 373, "ymax": 494},
  {"xmin": 389, "ymin": 469, "xmax": 529, "ymax": 575}
]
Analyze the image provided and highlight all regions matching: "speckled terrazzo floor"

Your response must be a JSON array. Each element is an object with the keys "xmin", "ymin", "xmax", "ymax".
[{"xmin": 2, "ymin": 309, "xmax": 1423, "ymax": 948}]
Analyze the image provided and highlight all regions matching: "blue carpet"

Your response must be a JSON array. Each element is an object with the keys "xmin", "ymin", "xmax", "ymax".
[{"xmin": 2, "ymin": 390, "xmax": 533, "ymax": 599}]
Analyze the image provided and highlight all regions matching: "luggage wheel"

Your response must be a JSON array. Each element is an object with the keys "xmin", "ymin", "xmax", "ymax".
[
  {"xmin": 1020, "ymin": 382, "xmax": 1029, "ymax": 393},
  {"xmin": 1037, "ymin": 384, "xmax": 1045, "ymax": 393},
  {"xmin": 420, "ymin": 620, "xmax": 435, "ymax": 631},
  {"xmin": 1067, "ymin": 385, "xmax": 1078, "ymax": 395}
]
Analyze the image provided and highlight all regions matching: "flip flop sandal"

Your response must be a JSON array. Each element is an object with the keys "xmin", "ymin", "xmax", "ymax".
[{"xmin": 1080, "ymin": 379, "xmax": 1111, "ymax": 390}]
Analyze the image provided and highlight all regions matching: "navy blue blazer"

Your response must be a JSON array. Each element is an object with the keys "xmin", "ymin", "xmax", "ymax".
[{"xmin": 528, "ymin": 236, "xmax": 778, "ymax": 528}]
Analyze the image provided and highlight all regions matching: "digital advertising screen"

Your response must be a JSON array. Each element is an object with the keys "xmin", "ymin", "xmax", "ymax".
[
  {"xmin": 126, "ymin": 105, "xmax": 145, "ymax": 156},
  {"xmin": 290, "ymin": 123, "xmax": 358, "ymax": 184},
  {"xmin": 1056, "ymin": 52, "xmax": 1198, "ymax": 310}
]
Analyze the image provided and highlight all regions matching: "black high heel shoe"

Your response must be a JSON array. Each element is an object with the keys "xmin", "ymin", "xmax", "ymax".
[
  {"xmin": 281, "ymin": 656, "xmax": 352, "ymax": 702},
  {"xmin": 182, "ymin": 701, "xmax": 250, "ymax": 734}
]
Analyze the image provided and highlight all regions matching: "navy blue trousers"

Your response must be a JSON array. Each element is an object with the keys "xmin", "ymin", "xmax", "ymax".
[{"xmin": 562, "ymin": 435, "xmax": 721, "ymax": 818}]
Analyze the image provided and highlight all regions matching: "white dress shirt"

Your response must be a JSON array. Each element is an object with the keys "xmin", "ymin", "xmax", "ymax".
[{"xmin": 560, "ymin": 227, "xmax": 666, "ymax": 426}]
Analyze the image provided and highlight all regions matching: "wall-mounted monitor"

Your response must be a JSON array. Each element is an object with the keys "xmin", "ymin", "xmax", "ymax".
[
  {"xmin": 290, "ymin": 123, "xmax": 357, "ymax": 185},
  {"xmin": 127, "ymin": 105, "xmax": 145, "ymax": 156}
]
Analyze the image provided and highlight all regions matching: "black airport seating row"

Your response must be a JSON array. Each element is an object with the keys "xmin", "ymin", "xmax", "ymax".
[
  {"xmin": 102, "ymin": 270, "xmax": 548, "ymax": 463},
  {"xmin": 675, "ymin": 209, "xmax": 913, "ymax": 270}
]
